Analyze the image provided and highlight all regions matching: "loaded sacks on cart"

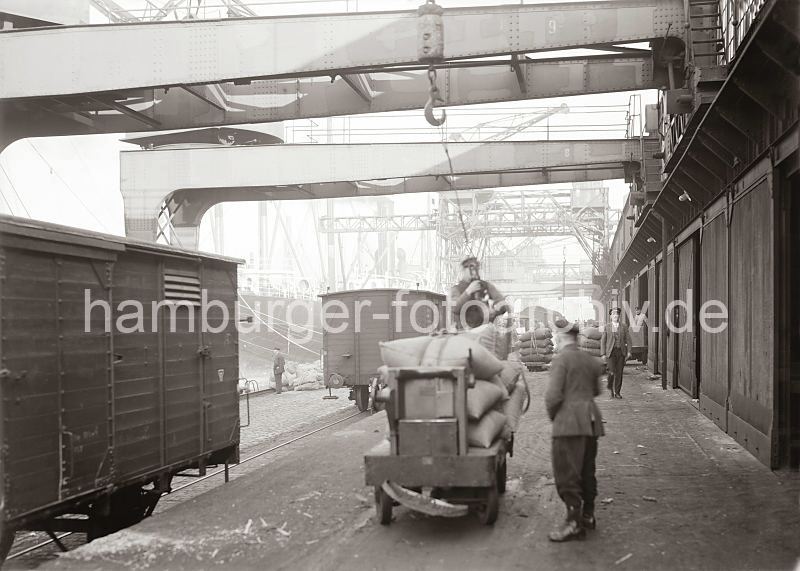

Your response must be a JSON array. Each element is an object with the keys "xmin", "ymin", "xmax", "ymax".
[{"xmin": 365, "ymin": 332, "xmax": 529, "ymax": 525}]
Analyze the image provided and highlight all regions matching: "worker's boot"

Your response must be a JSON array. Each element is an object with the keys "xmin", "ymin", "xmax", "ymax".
[
  {"xmin": 582, "ymin": 504, "xmax": 596, "ymax": 530},
  {"xmin": 548, "ymin": 506, "xmax": 585, "ymax": 542}
]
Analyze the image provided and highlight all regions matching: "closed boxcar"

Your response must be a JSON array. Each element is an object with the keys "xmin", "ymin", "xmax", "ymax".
[
  {"xmin": 320, "ymin": 288, "xmax": 446, "ymax": 411},
  {"xmin": 0, "ymin": 216, "xmax": 241, "ymax": 561}
]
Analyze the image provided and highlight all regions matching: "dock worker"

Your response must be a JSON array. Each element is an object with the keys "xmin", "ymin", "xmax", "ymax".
[
  {"xmin": 448, "ymin": 256, "xmax": 509, "ymax": 329},
  {"xmin": 600, "ymin": 308, "xmax": 633, "ymax": 399},
  {"xmin": 545, "ymin": 319, "xmax": 604, "ymax": 542},
  {"xmin": 273, "ymin": 347, "xmax": 285, "ymax": 395}
]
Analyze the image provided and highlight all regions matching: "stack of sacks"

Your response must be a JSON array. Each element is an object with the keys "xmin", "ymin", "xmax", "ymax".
[
  {"xmin": 491, "ymin": 361, "xmax": 529, "ymax": 438},
  {"xmin": 466, "ymin": 380, "xmax": 508, "ymax": 448},
  {"xmin": 379, "ymin": 332, "xmax": 510, "ymax": 448},
  {"xmin": 379, "ymin": 331, "xmax": 505, "ymax": 381},
  {"xmin": 516, "ymin": 328, "xmax": 554, "ymax": 365},
  {"xmin": 493, "ymin": 316, "xmax": 514, "ymax": 361},
  {"xmin": 462, "ymin": 321, "xmax": 513, "ymax": 361},
  {"xmin": 292, "ymin": 362, "xmax": 325, "ymax": 391},
  {"xmin": 461, "ymin": 323, "xmax": 496, "ymax": 355},
  {"xmin": 578, "ymin": 326, "xmax": 603, "ymax": 357}
]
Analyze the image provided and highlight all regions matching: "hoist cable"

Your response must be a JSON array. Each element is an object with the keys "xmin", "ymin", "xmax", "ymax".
[{"xmin": 437, "ymin": 124, "xmax": 474, "ymax": 259}]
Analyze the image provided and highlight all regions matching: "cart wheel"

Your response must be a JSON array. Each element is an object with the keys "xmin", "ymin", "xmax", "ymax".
[
  {"xmin": 0, "ymin": 526, "xmax": 15, "ymax": 563},
  {"xmin": 375, "ymin": 486, "xmax": 392, "ymax": 525},
  {"xmin": 496, "ymin": 458, "xmax": 507, "ymax": 494},
  {"xmin": 478, "ymin": 487, "xmax": 499, "ymax": 525},
  {"xmin": 355, "ymin": 386, "xmax": 370, "ymax": 412}
]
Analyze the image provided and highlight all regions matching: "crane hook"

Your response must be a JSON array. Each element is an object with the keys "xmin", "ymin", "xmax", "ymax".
[{"xmin": 424, "ymin": 67, "xmax": 446, "ymax": 127}]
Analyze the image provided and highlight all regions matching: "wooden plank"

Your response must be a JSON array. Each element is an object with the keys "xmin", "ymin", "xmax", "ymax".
[
  {"xmin": 666, "ymin": 250, "xmax": 676, "ymax": 387},
  {"xmin": 676, "ymin": 235, "xmax": 698, "ymax": 397},
  {"xmin": 728, "ymin": 179, "xmax": 775, "ymax": 466},
  {"xmin": 648, "ymin": 263, "xmax": 660, "ymax": 371},
  {"xmin": 699, "ymin": 214, "xmax": 729, "ymax": 431}
]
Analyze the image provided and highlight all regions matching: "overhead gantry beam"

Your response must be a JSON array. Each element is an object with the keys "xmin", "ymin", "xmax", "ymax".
[
  {"xmin": 120, "ymin": 138, "xmax": 645, "ymax": 249},
  {"xmin": 0, "ymin": 1, "xmax": 684, "ymax": 148},
  {"xmin": 0, "ymin": 1, "xmax": 684, "ymax": 99},
  {"xmin": 0, "ymin": 55, "xmax": 658, "ymax": 148}
]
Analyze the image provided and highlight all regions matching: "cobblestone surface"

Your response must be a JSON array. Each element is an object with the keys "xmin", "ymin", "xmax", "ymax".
[
  {"xmin": 238, "ymin": 388, "xmax": 354, "ymax": 452},
  {"xmin": 47, "ymin": 365, "xmax": 800, "ymax": 571}
]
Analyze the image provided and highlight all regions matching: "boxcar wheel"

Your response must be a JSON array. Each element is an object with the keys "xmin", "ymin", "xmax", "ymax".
[
  {"xmin": 355, "ymin": 386, "xmax": 370, "ymax": 412},
  {"xmin": 497, "ymin": 458, "xmax": 507, "ymax": 494},
  {"xmin": 375, "ymin": 486, "xmax": 392, "ymax": 525},
  {"xmin": 0, "ymin": 526, "xmax": 15, "ymax": 563},
  {"xmin": 479, "ymin": 487, "xmax": 499, "ymax": 525}
]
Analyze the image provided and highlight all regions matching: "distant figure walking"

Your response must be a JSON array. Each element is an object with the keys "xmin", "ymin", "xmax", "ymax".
[
  {"xmin": 545, "ymin": 320, "xmax": 604, "ymax": 541},
  {"xmin": 600, "ymin": 308, "xmax": 632, "ymax": 399},
  {"xmin": 273, "ymin": 348, "xmax": 285, "ymax": 394}
]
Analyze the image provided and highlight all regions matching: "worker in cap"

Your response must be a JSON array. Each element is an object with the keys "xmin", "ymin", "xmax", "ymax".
[
  {"xmin": 448, "ymin": 256, "xmax": 508, "ymax": 329},
  {"xmin": 600, "ymin": 307, "xmax": 633, "ymax": 399},
  {"xmin": 545, "ymin": 318, "xmax": 604, "ymax": 541},
  {"xmin": 273, "ymin": 347, "xmax": 286, "ymax": 394}
]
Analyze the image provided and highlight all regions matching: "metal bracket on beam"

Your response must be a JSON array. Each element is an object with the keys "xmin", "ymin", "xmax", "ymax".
[
  {"xmin": 730, "ymin": 74, "xmax": 781, "ymax": 118},
  {"xmin": 179, "ymin": 85, "xmax": 226, "ymax": 112},
  {"xmin": 510, "ymin": 55, "xmax": 527, "ymax": 95},
  {"xmin": 88, "ymin": 96, "xmax": 161, "ymax": 128},
  {"xmin": 717, "ymin": 105, "xmax": 760, "ymax": 143},
  {"xmin": 341, "ymin": 74, "xmax": 372, "ymax": 103},
  {"xmin": 697, "ymin": 133, "xmax": 735, "ymax": 167},
  {"xmin": 704, "ymin": 116, "xmax": 747, "ymax": 161}
]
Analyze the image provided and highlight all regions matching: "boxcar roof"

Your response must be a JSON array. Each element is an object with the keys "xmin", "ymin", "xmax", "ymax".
[
  {"xmin": 0, "ymin": 215, "xmax": 244, "ymax": 264},
  {"xmin": 319, "ymin": 287, "xmax": 445, "ymax": 299}
]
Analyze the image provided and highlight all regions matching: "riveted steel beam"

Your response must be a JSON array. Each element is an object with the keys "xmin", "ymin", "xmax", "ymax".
[
  {"xmin": 120, "ymin": 138, "xmax": 644, "ymax": 246},
  {"xmin": 0, "ymin": 54, "xmax": 659, "ymax": 148},
  {"xmin": 0, "ymin": 1, "xmax": 684, "ymax": 99}
]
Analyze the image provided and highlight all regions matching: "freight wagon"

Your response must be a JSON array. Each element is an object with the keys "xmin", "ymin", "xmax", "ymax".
[
  {"xmin": 320, "ymin": 288, "xmax": 446, "ymax": 411},
  {"xmin": 0, "ymin": 216, "xmax": 241, "ymax": 561}
]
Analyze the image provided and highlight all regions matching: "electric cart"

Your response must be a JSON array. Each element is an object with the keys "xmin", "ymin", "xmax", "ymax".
[{"xmin": 364, "ymin": 366, "xmax": 512, "ymax": 525}]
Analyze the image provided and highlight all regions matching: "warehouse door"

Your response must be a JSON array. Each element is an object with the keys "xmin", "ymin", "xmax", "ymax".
[
  {"xmin": 648, "ymin": 263, "xmax": 660, "ymax": 372},
  {"xmin": 665, "ymin": 249, "xmax": 676, "ymax": 387},
  {"xmin": 676, "ymin": 235, "xmax": 699, "ymax": 397},
  {"xmin": 729, "ymin": 179, "xmax": 775, "ymax": 467}
]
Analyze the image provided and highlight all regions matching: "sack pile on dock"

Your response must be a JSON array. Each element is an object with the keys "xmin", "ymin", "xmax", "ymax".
[
  {"xmin": 514, "ymin": 328, "xmax": 554, "ymax": 365},
  {"xmin": 578, "ymin": 327, "xmax": 603, "ymax": 357},
  {"xmin": 269, "ymin": 361, "xmax": 324, "ymax": 391}
]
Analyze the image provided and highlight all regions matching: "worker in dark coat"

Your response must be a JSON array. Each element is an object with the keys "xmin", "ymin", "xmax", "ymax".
[
  {"xmin": 273, "ymin": 348, "xmax": 285, "ymax": 395},
  {"xmin": 600, "ymin": 308, "xmax": 633, "ymax": 399},
  {"xmin": 545, "ymin": 320, "xmax": 604, "ymax": 541},
  {"xmin": 448, "ymin": 256, "xmax": 509, "ymax": 329}
]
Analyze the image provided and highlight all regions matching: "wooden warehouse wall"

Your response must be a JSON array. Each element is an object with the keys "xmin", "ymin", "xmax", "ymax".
[
  {"xmin": 619, "ymin": 158, "xmax": 790, "ymax": 468},
  {"xmin": 727, "ymin": 179, "xmax": 775, "ymax": 466}
]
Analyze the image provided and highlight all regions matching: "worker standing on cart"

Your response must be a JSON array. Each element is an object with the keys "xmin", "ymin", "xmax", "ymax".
[
  {"xmin": 448, "ymin": 256, "xmax": 509, "ymax": 329},
  {"xmin": 545, "ymin": 320, "xmax": 604, "ymax": 542}
]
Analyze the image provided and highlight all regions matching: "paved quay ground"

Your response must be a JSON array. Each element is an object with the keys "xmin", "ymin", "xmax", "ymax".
[{"xmin": 44, "ymin": 365, "xmax": 800, "ymax": 571}]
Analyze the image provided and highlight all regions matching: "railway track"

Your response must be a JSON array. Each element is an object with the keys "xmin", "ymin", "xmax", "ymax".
[{"xmin": 5, "ymin": 409, "xmax": 366, "ymax": 566}]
